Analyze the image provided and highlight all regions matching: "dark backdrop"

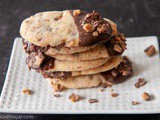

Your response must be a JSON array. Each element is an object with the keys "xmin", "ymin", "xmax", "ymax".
[{"xmin": 0, "ymin": 0, "xmax": 160, "ymax": 120}]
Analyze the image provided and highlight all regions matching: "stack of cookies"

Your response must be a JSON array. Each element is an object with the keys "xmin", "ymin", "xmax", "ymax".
[{"xmin": 20, "ymin": 10, "xmax": 133, "ymax": 92}]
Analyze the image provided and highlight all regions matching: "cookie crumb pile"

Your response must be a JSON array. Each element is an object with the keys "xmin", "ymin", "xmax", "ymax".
[{"xmin": 20, "ymin": 9, "xmax": 133, "ymax": 92}]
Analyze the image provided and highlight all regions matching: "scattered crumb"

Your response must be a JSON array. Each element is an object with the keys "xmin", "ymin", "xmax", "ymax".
[
  {"xmin": 132, "ymin": 101, "xmax": 140, "ymax": 105},
  {"xmin": 69, "ymin": 93, "xmax": 82, "ymax": 102},
  {"xmin": 135, "ymin": 78, "xmax": 146, "ymax": 88},
  {"xmin": 54, "ymin": 94, "xmax": 61, "ymax": 97},
  {"xmin": 110, "ymin": 89, "xmax": 114, "ymax": 92},
  {"xmin": 99, "ymin": 89, "xmax": 104, "ymax": 92},
  {"xmin": 144, "ymin": 45, "xmax": 156, "ymax": 57},
  {"xmin": 88, "ymin": 99, "xmax": 99, "ymax": 103},
  {"xmin": 22, "ymin": 89, "xmax": 32, "ymax": 95},
  {"xmin": 111, "ymin": 93, "xmax": 119, "ymax": 97},
  {"xmin": 142, "ymin": 92, "xmax": 150, "ymax": 101},
  {"xmin": 102, "ymin": 81, "xmax": 112, "ymax": 88}
]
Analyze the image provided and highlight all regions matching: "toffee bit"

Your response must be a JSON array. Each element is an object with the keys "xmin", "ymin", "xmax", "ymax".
[
  {"xmin": 69, "ymin": 93, "xmax": 82, "ymax": 102},
  {"xmin": 111, "ymin": 93, "xmax": 119, "ymax": 97},
  {"xmin": 22, "ymin": 89, "xmax": 32, "ymax": 95},
  {"xmin": 144, "ymin": 45, "xmax": 156, "ymax": 57},
  {"xmin": 135, "ymin": 78, "xmax": 146, "ymax": 88},
  {"xmin": 142, "ymin": 92, "xmax": 150, "ymax": 101},
  {"xmin": 132, "ymin": 101, "xmax": 140, "ymax": 105},
  {"xmin": 73, "ymin": 9, "xmax": 81, "ymax": 16},
  {"xmin": 114, "ymin": 44, "xmax": 122, "ymax": 53},
  {"xmin": 83, "ymin": 23, "xmax": 95, "ymax": 32}
]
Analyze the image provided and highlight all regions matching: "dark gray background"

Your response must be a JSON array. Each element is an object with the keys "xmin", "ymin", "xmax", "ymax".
[{"xmin": 0, "ymin": 0, "xmax": 160, "ymax": 119}]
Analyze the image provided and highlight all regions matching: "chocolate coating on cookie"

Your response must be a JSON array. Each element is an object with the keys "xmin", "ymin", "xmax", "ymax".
[
  {"xmin": 69, "ymin": 10, "xmax": 112, "ymax": 46},
  {"xmin": 105, "ymin": 32, "xmax": 127, "ymax": 56},
  {"xmin": 42, "ymin": 71, "xmax": 72, "ymax": 79},
  {"xmin": 101, "ymin": 56, "xmax": 133, "ymax": 83}
]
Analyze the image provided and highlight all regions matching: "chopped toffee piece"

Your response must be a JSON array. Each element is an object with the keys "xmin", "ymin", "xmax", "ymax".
[
  {"xmin": 141, "ymin": 92, "xmax": 150, "ymax": 101},
  {"xmin": 144, "ymin": 45, "xmax": 156, "ymax": 57},
  {"xmin": 26, "ymin": 52, "xmax": 45, "ymax": 69},
  {"xmin": 83, "ymin": 23, "xmax": 95, "ymax": 32},
  {"xmin": 111, "ymin": 93, "xmax": 119, "ymax": 97},
  {"xmin": 22, "ymin": 89, "xmax": 32, "ymax": 95},
  {"xmin": 73, "ymin": 9, "xmax": 81, "ymax": 16},
  {"xmin": 88, "ymin": 99, "xmax": 99, "ymax": 103},
  {"xmin": 114, "ymin": 44, "xmax": 122, "ymax": 53},
  {"xmin": 69, "ymin": 93, "xmax": 82, "ymax": 102},
  {"xmin": 135, "ymin": 78, "xmax": 146, "ymax": 88}
]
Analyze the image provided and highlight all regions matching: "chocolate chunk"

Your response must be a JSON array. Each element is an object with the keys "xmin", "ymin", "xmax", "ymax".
[
  {"xmin": 144, "ymin": 45, "xmax": 156, "ymax": 57},
  {"xmin": 135, "ymin": 78, "xmax": 146, "ymax": 88}
]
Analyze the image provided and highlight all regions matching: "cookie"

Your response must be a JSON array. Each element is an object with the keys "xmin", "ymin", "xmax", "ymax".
[
  {"xmin": 42, "ymin": 56, "xmax": 122, "ymax": 78},
  {"xmin": 48, "ymin": 74, "xmax": 103, "ymax": 91},
  {"xmin": 20, "ymin": 10, "xmax": 115, "ymax": 47},
  {"xmin": 46, "ymin": 44, "xmax": 109, "ymax": 61},
  {"xmin": 48, "ymin": 56, "xmax": 133, "ymax": 91}
]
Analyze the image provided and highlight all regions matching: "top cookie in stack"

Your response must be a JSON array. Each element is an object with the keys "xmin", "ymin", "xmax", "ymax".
[{"xmin": 20, "ymin": 10, "xmax": 133, "ymax": 92}]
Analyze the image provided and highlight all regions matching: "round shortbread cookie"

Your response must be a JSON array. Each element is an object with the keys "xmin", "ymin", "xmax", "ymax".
[
  {"xmin": 48, "ymin": 74, "xmax": 103, "ymax": 91},
  {"xmin": 20, "ymin": 10, "xmax": 115, "ymax": 47}
]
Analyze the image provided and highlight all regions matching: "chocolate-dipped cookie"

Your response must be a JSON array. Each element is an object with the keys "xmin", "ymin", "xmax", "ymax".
[{"xmin": 20, "ymin": 10, "xmax": 116, "ymax": 47}]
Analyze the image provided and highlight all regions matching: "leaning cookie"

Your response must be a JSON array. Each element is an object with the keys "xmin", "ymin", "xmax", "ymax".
[
  {"xmin": 48, "ymin": 56, "xmax": 133, "ymax": 92},
  {"xmin": 42, "ymin": 56, "xmax": 122, "ymax": 78},
  {"xmin": 20, "ymin": 10, "xmax": 116, "ymax": 47}
]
